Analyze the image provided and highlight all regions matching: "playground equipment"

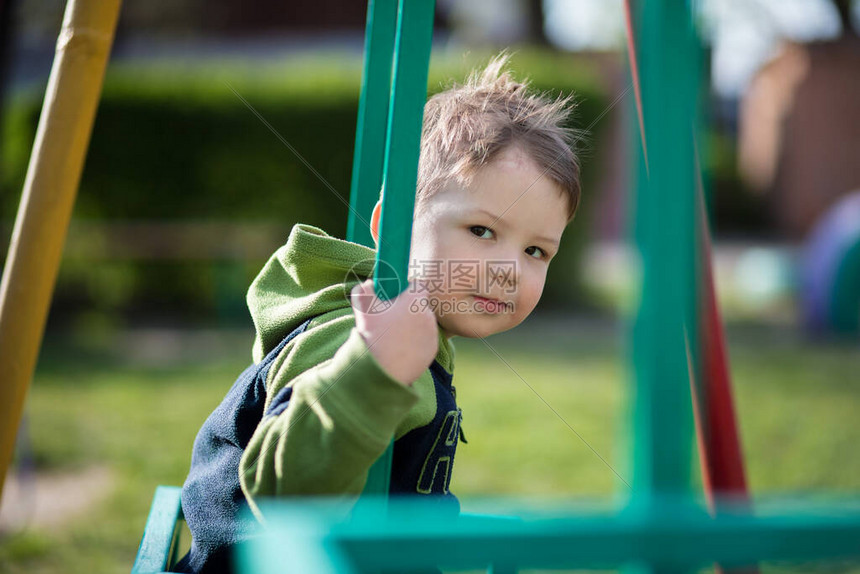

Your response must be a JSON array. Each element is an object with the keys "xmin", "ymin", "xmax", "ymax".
[
  {"xmin": 1, "ymin": 0, "xmax": 859, "ymax": 572},
  {"xmin": 802, "ymin": 189, "xmax": 860, "ymax": 336},
  {"xmin": 133, "ymin": 1, "xmax": 860, "ymax": 572},
  {"xmin": 0, "ymin": 0, "xmax": 122, "ymax": 501}
]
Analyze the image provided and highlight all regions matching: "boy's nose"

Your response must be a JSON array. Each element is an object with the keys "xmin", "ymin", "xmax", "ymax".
[{"xmin": 487, "ymin": 261, "xmax": 517, "ymax": 292}]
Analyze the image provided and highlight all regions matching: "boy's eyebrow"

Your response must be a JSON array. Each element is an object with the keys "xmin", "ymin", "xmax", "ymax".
[{"xmin": 472, "ymin": 208, "xmax": 560, "ymax": 247}]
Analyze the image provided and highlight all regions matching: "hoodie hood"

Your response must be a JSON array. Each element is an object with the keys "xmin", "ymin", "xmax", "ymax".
[{"xmin": 247, "ymin": 224, "xmax": 454, "ymax": 371}]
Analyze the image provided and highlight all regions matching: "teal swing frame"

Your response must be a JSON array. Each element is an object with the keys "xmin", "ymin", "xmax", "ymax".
[{"xmin": 133, "ymin": 1, "xmax": 860, "ymax": 573}]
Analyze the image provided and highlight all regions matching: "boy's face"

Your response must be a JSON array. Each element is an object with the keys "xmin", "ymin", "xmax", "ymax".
[{"xmin": 407, "ymin": 145, "xmax": 569, "ymax": 339}]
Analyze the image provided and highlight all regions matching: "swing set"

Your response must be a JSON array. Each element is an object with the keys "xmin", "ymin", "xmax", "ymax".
[{"xmin": 1, "ymin": 0, "xmax": 859, "ymax": 573}]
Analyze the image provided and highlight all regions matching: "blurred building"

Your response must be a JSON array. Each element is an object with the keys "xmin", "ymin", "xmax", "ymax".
[{"xmin": 739, "ymin": 36, "xmax": 860, "ymax": 239}]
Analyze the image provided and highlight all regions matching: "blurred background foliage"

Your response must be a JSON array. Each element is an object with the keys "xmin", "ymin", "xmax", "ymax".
[{"xmin": 1, "ymin": 49, "xmax": 615, "ymax": 329}]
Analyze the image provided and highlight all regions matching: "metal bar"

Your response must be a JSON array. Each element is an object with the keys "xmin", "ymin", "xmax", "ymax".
[
  {"xmin": 131, "ymin": 486, "xmax": 184, "ymax": 574},
  {"xmin": 243, "ymin": 498, "xmax": 860, "ymax": 572},
  {"xmin": 630, "ymin": 0, "xmax": 699, "ymax": 502},
  {"xmin": 362, "ymin": 0, "xmax": 435, "ymax": 499},
  {"xmin": 339, "ymin": 512, "xmax": 860, "ymax": 571},
  {"xmin": 373, "ymin": 0, "xmax": 435, "ymax": 300},
  {"xmin": 0, "ymin": 0, "xmax": 122, "ymax": 502},
  {"xmin": 237, "ymin": 515, "xmax": 358, "ymax": 574},
  {"xmin": 347, "ymin": 0, "xmax": 398, "ymax": 249},
  {"xmin": 350, "ymin": 0, "xmax": 400, "ymax": 504}
]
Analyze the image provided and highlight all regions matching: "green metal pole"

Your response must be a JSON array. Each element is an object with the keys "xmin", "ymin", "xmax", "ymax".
[
  {"xmin": 347, "ymin": 0, "xmax": 397, "ymax": 250},
  {"xmin": 242, "ymin": 496, "xmax": 860, "ymax": 572},
  {"xmin": 351, "ymin": 0, "xmax": 398, "ymax": 501},
  {"xmin": 629, "ymin": 0, "xmax": 700, "ymax": 508},
  {"xmin": 361, "ymin": 0, "xmax": 436, "ymax": 498}
]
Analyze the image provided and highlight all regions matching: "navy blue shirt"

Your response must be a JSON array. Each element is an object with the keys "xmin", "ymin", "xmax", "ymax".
[{"xmin": 176, "ymin": 319, "xmax": 461, "ymax": 573}]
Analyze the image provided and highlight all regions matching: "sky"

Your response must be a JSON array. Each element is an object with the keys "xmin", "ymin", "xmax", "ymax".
[{"xmin": 543, "ymin": 0, "xmax": 860, "ymax": 96}]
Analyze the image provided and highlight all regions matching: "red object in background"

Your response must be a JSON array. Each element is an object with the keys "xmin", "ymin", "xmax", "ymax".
[
  {"xmin": 691, "ymin": 189, "xmax": 758, "ymax": 574},
  {"xmin": 693, "ymin": 194, "xmax": 752, "ymax": 501}
]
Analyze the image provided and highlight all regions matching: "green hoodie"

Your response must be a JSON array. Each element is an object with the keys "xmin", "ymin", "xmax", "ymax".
[{"xmin": 238, "ymin": 223, "xmax": 457, "ymax": 518}]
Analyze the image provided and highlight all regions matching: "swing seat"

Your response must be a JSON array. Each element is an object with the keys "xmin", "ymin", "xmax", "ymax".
[
  {"xmin": 132, "ymin": 486, "xmax": 184, "ymax": 574},
  {"xmin": 130, "ymin": 485, "xmax": 521, "ymax": 573}
]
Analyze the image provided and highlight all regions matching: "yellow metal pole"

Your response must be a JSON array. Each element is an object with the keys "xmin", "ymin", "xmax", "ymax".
[{"xmin": 0, "ymin": 0, "xmax": 122, "ymax": 501}]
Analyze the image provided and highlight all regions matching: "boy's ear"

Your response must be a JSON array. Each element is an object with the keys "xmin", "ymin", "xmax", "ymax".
[{"xmin": 370, "ymin": 199, "xmax": 382, "ymax": 246}]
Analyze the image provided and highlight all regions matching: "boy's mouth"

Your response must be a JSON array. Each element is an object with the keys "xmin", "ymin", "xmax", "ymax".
[
  {"xmin": 471, "ymin": 294, "xmax": 512, "ymax": 315},
  {"xmin": 472, "ymin": 295, "xmax": 498, "ymax": 303}
]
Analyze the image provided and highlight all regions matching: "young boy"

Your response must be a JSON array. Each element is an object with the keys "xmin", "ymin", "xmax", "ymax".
[{"xmin": 176, "ymin": 53, "xmax": 581, "ymax": 574}]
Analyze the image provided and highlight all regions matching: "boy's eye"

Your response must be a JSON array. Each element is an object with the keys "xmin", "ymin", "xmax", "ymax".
[
  {"xmin": 469, "ymin": 225, "xmax": 494, "ymax": 239},
  {"xmin": 525, "ymin": 246, "xmax": 546, "ymax": 260},
  {"xmin": 471, "ymin": 226, "xmax": 548, "ymax": 260}
]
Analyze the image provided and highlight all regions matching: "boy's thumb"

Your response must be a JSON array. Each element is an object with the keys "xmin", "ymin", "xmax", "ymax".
[{"xmin": 350, "ymin": 279, "xmax": 373, "ymax": 312}]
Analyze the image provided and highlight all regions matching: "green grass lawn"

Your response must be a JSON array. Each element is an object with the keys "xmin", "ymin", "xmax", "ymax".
[{"xmin": 1, "ymin": 317, "xmax": 859, "ymax": 573}]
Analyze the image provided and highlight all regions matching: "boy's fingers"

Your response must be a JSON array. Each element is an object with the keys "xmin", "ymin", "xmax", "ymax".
[
  {"xmin": 350, "ymin": 280, "xmax": 374, "ymax": 312},
  {"xmin": 349, "ymin": 282, "xmax": 363, "ymax": 302},
  {"xmin": 354, "ymin": 278, "xmax": 436, "ymax": 315},
  {"xmin": 408, "ymin": 278, "xmax": 431, "ymax": 298}
]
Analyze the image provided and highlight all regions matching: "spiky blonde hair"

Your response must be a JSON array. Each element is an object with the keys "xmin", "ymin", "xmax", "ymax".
[{"xmin": 413, "ymin": 52, "xmax": 582, "ymax": 222}]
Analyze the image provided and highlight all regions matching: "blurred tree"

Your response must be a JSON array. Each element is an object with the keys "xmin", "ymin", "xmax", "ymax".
[
  {"xmin": 113, "ymin": 0, "xmax": 451, "ymax": 36},
  {"xmin": 0, "ymin": 0, "xmax": 15, "ymax": 170},
  {"xmin": 832, "ymin": 0, "xmax": 857, "ymax": 36},
  {"xmin": 116, "ymin": 0, "xmax": 200, "ymax": 36},
  {"xmin": 524, "ymin": 0, "xmax": 550, "ymax": 46}
]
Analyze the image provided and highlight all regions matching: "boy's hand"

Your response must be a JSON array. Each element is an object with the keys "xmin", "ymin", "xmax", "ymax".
[{"xmin": 350, "ymin": 279, "xmax": 439, "ymax": 386}]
